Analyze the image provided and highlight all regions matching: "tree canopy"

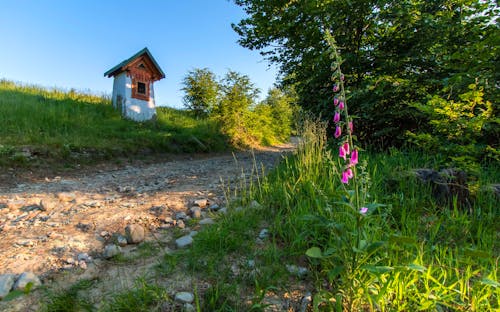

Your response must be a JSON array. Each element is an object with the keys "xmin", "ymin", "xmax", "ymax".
[{"xmin": 232, "ymin": 0, "xmax": 499, "ymax": 157}]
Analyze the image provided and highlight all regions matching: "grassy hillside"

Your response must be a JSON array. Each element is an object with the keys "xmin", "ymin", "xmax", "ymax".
[{"xmin": 0, "ymin": 80, "xmax": 228, "ymax": 167}]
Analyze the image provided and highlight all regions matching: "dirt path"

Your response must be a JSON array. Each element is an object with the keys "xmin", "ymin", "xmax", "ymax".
[{"xmin": 0, "ymin": 143, "xmax": 297, "ymax": 310}]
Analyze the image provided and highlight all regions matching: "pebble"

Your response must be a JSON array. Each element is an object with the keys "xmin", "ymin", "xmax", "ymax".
[
  {"xmin": 12, "ymin": 272, "xmax": 41, "ymax": 291},
  {"xmin": 183, "ymin": 303, "xmax": 196, "ymax": 312},
  {"xmin": 209, "ymin": 204, "xmax": 220, "ymax": 211},
  {"xmin": 77, "ymin": 253, "xmax": 91, "ymax": 262},
  {"xmin": 218, "ymin": 207, "xmax": 228, "ymax": 214},
  {"xmin": 116, "ymin": 234, "xmax": 128, "ymax": 247},
  {"xmin": 175, "ymin": 235, "xmax": 193, "ymax": 248},
  {"xmin": 258, "ymin": 229, "xmax": 269, "ymax": 240},
  {"xmin": 0, "ymin": 274, "xmax": 16, "ymax": 299},
  {"xmin": 286, "ymin": 264, "xmax": 308, "ymax": 278},
  {"xmin": 78, "ymin": 261, "xmax": 87, "ymax": 270},
  {"xmin": 175, "ymin": 291, "xmax": 194, "ymax": 303},
  {"xmin": 103, "ymin": 244, "xmax": 122, "ymax": 259},
  {"xmin": 177, "ymin": 219, "xmax": 185, "ymax": 229},
  {"xmin": 249, "ymin": 200, "xmax": 262, "ymax": 209},
  {"xmin": 57, "ymin": 192, "xmax": 76, "ymax": 202},
  {"xmin": 39, "ymin": 199, "xmax": 56, "ymax": 211},
  {"xmin": 175, "ymin": 211, "xmax": 187, "ymax": 220},
  {"xmin": 199, "ymin": 218, "xmax": 214, "ymax": 225},
  {"xmin": 125, "ymin": 224, "xmax": 145, "ymax": 244},
  {"xmin": 193, "ymin": 199, "xmax": 208, "ymax": 208},
  {"xmin": 190, "ymin": 207, "xmax": 201, "ymax": 219}
]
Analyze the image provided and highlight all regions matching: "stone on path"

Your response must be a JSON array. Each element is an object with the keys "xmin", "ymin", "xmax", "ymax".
[
  {"xmin": 0, "ymin": 274, "xmax": 16, "ymax": 299},
  {"xmin": 57, "ymin": 192, "xmax": 76, "ymax": 202},
  {"xmin": 175, "ymin": 235, "xmax": 193, "ymax": 248},
  {"xmin": 193, "ymin": 199, "xmax": 208, "ymax": 208},
  {"xmin": 12, "ymin": 272, "xmax": 41, "ymax": 291},
  {"xmin": 175, "ymin": 291, "xmax": 194, "ymax": 303},
  {"xmin": 103, "ymin": 244, "xmax": 122, "ymax": 259},
  {"xmin": 190, "ymin": 207, "xmax": 201, "ymax": 219},
  {"xmin": 125, "ymin": 224, "xmax": 145, "ymax": 244},
  {"xmin": 39, "ymin": 199, "xmax": 56, "ymax": 211},
  {"xmin": 199, "ymin": 218, "xmax": 214, "ymax": 225}
]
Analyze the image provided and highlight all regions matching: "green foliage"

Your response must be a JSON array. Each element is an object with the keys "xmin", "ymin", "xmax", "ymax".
[
  {"xmin": 102, "ymin": 279, "xmax": 168, "ymax": 312},
  {"xmin": 244, "ymin": 120, "xmax": 499, "ymax": 310},
  {"xmin": 40, "ymin": 279, "xmax": 95, "ymax": 312},
  {"xmin": 408, "ymin": 83, "xmax": 498, "ymax": 170},
  {"xmin": 0, "ymin": 80, "xmax": 228, "ymax": 168},
  {"xmin": 181, "ymin": 68, "xmax": 219, "ymax": 117},
  {"xmin": 232, "ymin": 0, "xmax": 499, "ymax": 149}
]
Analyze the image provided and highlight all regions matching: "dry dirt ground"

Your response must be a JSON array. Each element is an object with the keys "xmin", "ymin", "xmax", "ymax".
[{"xmin": 0, "ymin": 143, "xmax": 307, "ymax": 311}]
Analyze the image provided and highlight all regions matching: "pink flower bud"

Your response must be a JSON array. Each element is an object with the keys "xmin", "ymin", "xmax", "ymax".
[
  {"xmin": 333, "ymin": 85, "xmax": 339, "ymax": 92},
  {"xmin": 339, "ymin": 101, "xmax": 345, "ymax": 110},
  {"xmin": 359, "ymin": 207, "xmax": 368, "ymax": 214},
  {"xmin": 334, "ymin": 126, "xmax": 342, "ymax": 138},
  {"xmin": 333, "ymin": 112, "xmax": 340, "ymax": 123},
  {"xmin": 340, "ymin": 74, "xmax": 345, "ymax": 81},
  {"xmin": 346, "ymin": 168, "xmax": 353, "ymax": 178},
  {"xmin": 350, "ymin": 149, "xmax": 358, "ymax": 166},
  {"xmin": 343, "ymin": 142, "xmax": 350, "ymax": 155},
  {"xmin": 334, "ymin": 98, "xmax": 339, "ymax": 106},
  {"xmin": 339, "ymin": 145, "xmax": 346, "ymax": 160},
  {"xmin": 348, "ymin": 121, "xmax": 353, "ymax": 133},
  {"xmin": 341, "ymin": 171, "xmax": 349, "ymax": 184}
]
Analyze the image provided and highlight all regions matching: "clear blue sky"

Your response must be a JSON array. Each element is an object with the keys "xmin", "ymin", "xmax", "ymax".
[{"xmin": 0, "ymin": 1, "xmax": 277, "ymax": 108}]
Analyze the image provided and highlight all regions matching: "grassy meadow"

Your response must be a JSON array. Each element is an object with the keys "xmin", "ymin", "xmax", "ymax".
[
  {"xmin": 35, "ymin": 121, "xmax": 499, "ymax": 311},
  {"xmin": 0, "ymin": 79, "xmax": 228, "ymax": 168}
]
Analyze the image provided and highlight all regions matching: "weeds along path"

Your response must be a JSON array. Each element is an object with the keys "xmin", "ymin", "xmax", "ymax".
[{"xmin": 0, "ymin": 142, "xmax": 295, "ymax": 310}]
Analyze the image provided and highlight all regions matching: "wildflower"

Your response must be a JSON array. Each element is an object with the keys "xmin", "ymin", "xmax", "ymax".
[
  {"xmin": 333, "ymin": 85, "xmax": 339, "ymax": 92},
  {"xmin": 334, "ymin": 126, "xmax": 342, "ymax": 138},
  {"xmin": 350, "ymin": 149, "xmax": 358, "ymax": 166},
  {"xmin": 341, "ymin": 171, "xmax": 349, "ymax": 184},
  {"xmin": 333, "ymin": 112, "xmax": 341, "ymax": 123},
  {"xmin": 348, "ymin": 121, "xmax": 353, "ymax": 133},
  {"xmin": 339, "ymin": 144, "xmax": 346, "ymax": 160},
  {"xmin": 339, "ymin": 101, "xmax": 345, "ymax": 110},
  {"xmin": 346, "ymin": 168, "xmax": 353, "ymax": 178},
  {"xmin": 342, "ymin": 142, "xmax": 350, "ymax": 155},
  {"xmin": 359, "ymin": 207, "xmax": 368, "ymax": 214},
  {"xmin": 334, "ymin": 98, "xmax": 339, "ymax": 106},
  {"xmin": 340, "ymin": 74, "xmax": 345, "ymax": 81}
]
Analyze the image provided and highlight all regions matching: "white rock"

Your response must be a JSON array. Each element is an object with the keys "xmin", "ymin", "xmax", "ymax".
[
  {"xmin": 259, "ymin": 229, "xmax": 269, "ymax": 239},
  {"xmin": 193, "ymin": 199, "xmax": 208, "ymax": 208},
  {"xmin": 249, "ymin": 200, "xmax": 262, "ymax": 209},
  {"xmin": 0, "ymin": 274, "xmax": 16, "ymax": 299},
  {"xmin": 116, "ymin": 235, "xmax": 128, "ymax": 247},
  {"xmin": 177, "ymin": 219, "xmax": 185, "ymax": 229},
  {"xmin": 77, "ymin": 252, "xmax": 91, "ymax": 262},
  {"xmin": 12, "ymin": 272, "xmax": 41, "ymax": 291},
  {"xmin": 176, "ymin": 212, "xmax": 187, "ymax": 220},
  {"xmin": 199, "ymin": 218, "xmax": 214, "ymax": 225},
  {"xmin": 286, "ymin": 264, "xmax": 308, "ymax": 277},
  {"xmin": 183, "ymin": 303, "xmax": 196, "ymax": 312},
  {"xmin": 175, "ymin": 235, "xmax": 193, "ymax": 248},
  {"xmin": 175, "ymin": 291, "xmax": 194, "ymax": 303}
]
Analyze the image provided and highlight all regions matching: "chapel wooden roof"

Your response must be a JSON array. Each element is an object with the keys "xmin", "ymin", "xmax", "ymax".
[{"xmin": 104, "ymin": 47, "xmax": 165, "ymax": 81}]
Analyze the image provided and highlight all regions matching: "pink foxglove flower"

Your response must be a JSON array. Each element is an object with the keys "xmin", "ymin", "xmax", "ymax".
[
  {"xmin": 333, "ymin": 85, "xmax": 339, "ymax": 92},
  {"xmin": 339, "ymin": 145, "xmax": 346, "ymax": 160},
  {"xmin": 343, "ymin": 142, "xmax": 350, "ymax": 155},
  {"xmin": 348, "ymin": 121, "xmax": 353, "ymax": 133},
  {"xmin": 346, "ymin": 168, "xmax": 353, "ymax": 178},
  {"xmin": 339, "ymin": 101, "xmax": 345, "ymax": 110},
  {"xmin": 334, "ymin": 98, "xmax": 339, "ymax": 106},
  {"xmin": 334, "ymin": 126, "xmax": 342, "ymax": 138},
  {"xmin": 333, "ymin": 112, "xmax": 340, "ymax": 123},
  {"xmin": 359, "ymin": 207, "xmax": 368, "ymax": 214},
  {"xmin": 350, "ymin": 149, "xmax": 358, "ymax": 166},
  {"xmin": 340, "ymin": 74, "xmax": 345, "ymax": 81},
  {"xmin": 341, "ymin": 171, "xmax": 349, "ymax": 184}
]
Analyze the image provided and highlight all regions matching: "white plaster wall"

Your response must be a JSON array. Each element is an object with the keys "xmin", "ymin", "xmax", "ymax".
[{"xmin": 112, "ymin": 74, "xmax": 156, "ymax": 122}]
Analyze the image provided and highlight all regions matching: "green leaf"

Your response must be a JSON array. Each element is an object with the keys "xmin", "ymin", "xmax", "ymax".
[
  {"xmin": 463, "ymin": 248, "xmax": 490, "ymax": 259},
  {"xmin": 361, "ymin": 265, "xmax": 394, "ymax": 274},
  {"xmin": 406, "ymin": 263, "xmax": 427, "ymax": 273},
  {"xmin": 389, "ymin": 234, "xmax": 417, "ymax": 245},
  {"xmin": 306, "ymin": 247, "xmax": 323, "ymax": 259},
  {"xmin": 327, "ymin": 265, "xmax": 345, "ymax": 282},
  {"xmin": 479, "ymin": 278, "xmax": 499, "ymax": 288}
]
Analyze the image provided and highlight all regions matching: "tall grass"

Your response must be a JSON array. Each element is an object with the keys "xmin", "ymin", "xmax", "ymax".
[
  {"xmin": 249, "ymin": 121, "xmax": 499, "ymax": 311},
  {"xmin": 0, "ymin": 79, "xmax": 228, "ymax": 167}
]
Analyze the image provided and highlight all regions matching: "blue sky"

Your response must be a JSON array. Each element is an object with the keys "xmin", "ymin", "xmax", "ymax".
[{"xmin": 0, "ymin": 1, "xmax": 277, "ymax": 108}]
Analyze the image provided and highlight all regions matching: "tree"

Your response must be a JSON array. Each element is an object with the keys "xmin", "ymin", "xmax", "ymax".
[
  {"xmin": 263, "ymin": 87, "xmax": 297, "ymax": 141},
  {"xmin": 212, "ymin": 70, "xmax": 260, "ymax": 146},
  {"xmin": 181, "ymin": 68, "xmax": 219, "ymax": 117},
  {"xmin": 232, "ymin": 0, "xmax": 499, "ymax": 149}
]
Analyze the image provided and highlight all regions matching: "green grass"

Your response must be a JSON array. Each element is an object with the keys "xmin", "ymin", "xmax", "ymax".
[{"xmin": 0, "ymin": 79, "xmax": 228, "ymax": 168}]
